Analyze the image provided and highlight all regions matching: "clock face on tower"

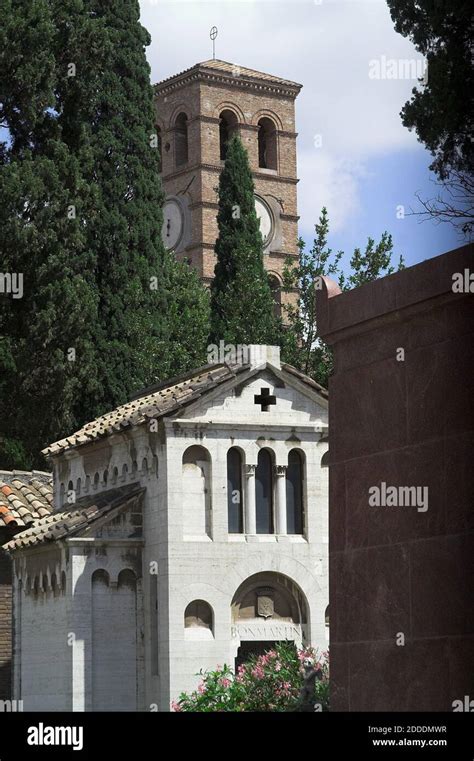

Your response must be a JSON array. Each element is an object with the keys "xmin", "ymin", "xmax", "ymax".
[
  {"xmin": 161, "ymin": 198, "xmax": 184, "ymax": 250},
  {"xmin": 255, "ymin": 195, "xmax": 273, "ymax": 248}
]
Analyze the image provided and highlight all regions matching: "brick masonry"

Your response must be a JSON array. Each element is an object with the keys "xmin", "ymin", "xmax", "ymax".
[{"xmin": 154, "ymin": 61, "xmax": 301, "ymax": 313}]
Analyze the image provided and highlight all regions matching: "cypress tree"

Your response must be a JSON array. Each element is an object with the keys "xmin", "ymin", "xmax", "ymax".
[
  {"xmin": 54, "ymin": 0, "xmax": 209, "ymax": 422},
  {"xmin": 0, "ymin": 0, "xmax": 99, "ymax": 468},
  {"xmin": 210, "ymin": 134, "xmax": 278, "ymax": 347}
]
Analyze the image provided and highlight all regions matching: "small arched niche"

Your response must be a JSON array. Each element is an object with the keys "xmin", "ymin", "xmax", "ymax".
[
  {"xmin": 182, "ymin": 445, "xmax": 211, "ymax": 538},
  {"xmin": 184, "ymin": 599, "xmax": 214, "ymax": 640}
]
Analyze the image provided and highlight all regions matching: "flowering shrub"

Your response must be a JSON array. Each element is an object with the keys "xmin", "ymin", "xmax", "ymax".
[{"xmin": 171, "ymin": 642, "xmax": 329, "ymax": 712}]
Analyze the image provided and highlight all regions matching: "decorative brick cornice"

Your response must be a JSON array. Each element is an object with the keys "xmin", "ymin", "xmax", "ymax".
[
  {"xmin": 163, "ymin": 162, "xmax": 299, "ymax": 186},
  {"xmin": 155, "ymin": 64, "xmax": 302, "ymax": 100}
]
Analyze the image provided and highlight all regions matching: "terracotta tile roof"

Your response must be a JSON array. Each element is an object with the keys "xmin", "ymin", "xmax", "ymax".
[
  {"xmin": 155, "ymin": 59, "xmax": 302, "ymax": 93},
  {"xmin": 0, "ymin": 471, "xmax": 53, "ymax": 529},
  {"xmin": 2, "ymin": 484, "xmax": 145, "ymax": 553},
  {"xmin": 42, "ymin": 362, "xmax": 249, "ymax": 457}
]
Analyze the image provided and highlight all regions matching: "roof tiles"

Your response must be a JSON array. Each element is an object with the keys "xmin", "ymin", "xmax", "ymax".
[{"xmin": 0, "ymin": 471, "xmax": 53, "ymax": 529}]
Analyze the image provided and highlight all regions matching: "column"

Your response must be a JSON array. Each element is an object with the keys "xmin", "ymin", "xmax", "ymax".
[
  {"xmin": 245, "ymin": 464, "xmax": 256, "ymax": 534},
  {"xmin": 275, "ymin": 465, "xmax": 287, "ymax": 535}
]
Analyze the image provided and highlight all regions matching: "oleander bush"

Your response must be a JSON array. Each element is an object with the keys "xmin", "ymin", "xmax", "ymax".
[{"xmin": 171, "ymin": 642, "xmax": 329, "ymax": 712}]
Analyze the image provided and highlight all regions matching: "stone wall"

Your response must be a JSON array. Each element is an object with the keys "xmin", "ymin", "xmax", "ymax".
[
  {"xmin": 317, "ymin": 244, "xmax": 474, "ymax": 711},
  {"xmin": 0, "ymin": 528, "xmax": 14, "ymax": 699}
]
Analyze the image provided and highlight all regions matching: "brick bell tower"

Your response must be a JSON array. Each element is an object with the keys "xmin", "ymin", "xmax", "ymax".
[{"xmin": 154, "ymin": 59, "xmax": 302, "ymax": 315}]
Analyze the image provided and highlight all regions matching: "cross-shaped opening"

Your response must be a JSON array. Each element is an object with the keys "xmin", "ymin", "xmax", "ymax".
[{"xmin": 254, "ymin": 387, "xmax": 276, "ymax": 412}]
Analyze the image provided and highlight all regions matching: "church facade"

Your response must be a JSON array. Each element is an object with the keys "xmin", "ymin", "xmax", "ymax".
[{"xmin": 4, "ymin": 346, "xmax": 329, "ymax": 711}]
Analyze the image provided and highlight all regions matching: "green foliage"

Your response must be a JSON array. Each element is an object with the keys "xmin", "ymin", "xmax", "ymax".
[
  {"xmin": 281, "ymin": 207, "xmax": 404, "ymax": 388},
  {"xmin": 172, "ymin": 642, "xmax": 329, "ymax": 712},
  {"xmin": 210, "ymin": 135, "xmax": 279, "ymax": 346},
  {"xmin": 0, "ymin": 1, "xmax": 210, "ymax": 467},
  {"xmin": 386, "ymin": 0, "xmax": 473, "ymax": 181},
  {"xmin": 386, "ymin": 1, "xmax": 473, "ymax": 235}
]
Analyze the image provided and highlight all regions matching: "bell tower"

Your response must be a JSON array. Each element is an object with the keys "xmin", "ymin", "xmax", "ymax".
[{"xmin": 154, "ymin": 59, "xmax": 302, "ymax": 314}]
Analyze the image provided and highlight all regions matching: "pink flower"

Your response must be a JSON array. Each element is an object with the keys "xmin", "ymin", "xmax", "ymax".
[
  {"xmin": 220, "ymin": 677, "xmax": 231, "ymax": 688},
  {"xmin": 251, "ymin": 666, "xmax": 265, "ymax": 679},
  {"xmin": 198, "ymin": 683, "xmax": 206, "ymax": 694},
  {"xmin": 275, "ymin": 661, "xmax": 282, "ymax": 672},
  {"xmin": 170, "ymin": 700, "xmax": 182, "ymax": 712}
]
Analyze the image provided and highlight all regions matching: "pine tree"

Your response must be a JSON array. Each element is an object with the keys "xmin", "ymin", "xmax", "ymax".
[{"xmin": 210, "ymin": 134, "xmax": 278, "ymax": 347}]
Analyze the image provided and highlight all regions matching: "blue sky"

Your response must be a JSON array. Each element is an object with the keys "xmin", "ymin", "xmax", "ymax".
[{"xmin": 141, "ymin": 0, "xmax": 461, "ymax": 268}]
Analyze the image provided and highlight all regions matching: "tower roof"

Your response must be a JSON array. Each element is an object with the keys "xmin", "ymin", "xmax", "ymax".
[{"xmin": 154, "ymin": 59, "xmax": 302, "ymax": 98}]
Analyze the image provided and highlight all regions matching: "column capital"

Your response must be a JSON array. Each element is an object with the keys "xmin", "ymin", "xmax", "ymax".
[
  {"xmin": 245, "ymin": 464, "xmax": 256, "ymax": 477},
  {"xmin": 275, "ymin": 465, "xmax": 287, "ymax": 477}
]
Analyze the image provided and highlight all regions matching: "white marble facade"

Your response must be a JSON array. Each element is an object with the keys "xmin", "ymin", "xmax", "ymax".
[{"xmin": 8, "ymin": 346, "xmax": 329, "ymax": 711}]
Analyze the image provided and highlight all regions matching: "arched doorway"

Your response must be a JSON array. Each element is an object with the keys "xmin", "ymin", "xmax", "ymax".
[{"xmin": 230, "ymin": 572, "xmax": 309, "ymax": 668}]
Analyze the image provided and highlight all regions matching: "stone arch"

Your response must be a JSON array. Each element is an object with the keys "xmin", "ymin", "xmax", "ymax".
[
  {"xmin": 112, "ymin": 466, "xmax": 119, "ymax": 484},
  {"xmin": 182, "ymin": 445, "xmax": 212, "ymax": 538},
  {"xmin": 93, "ymin": 472, "xmax": 100, "ymax": 489},
  {"xmin": 141, "ymin": 457, "xmax": 149, "ymax": 476},
  {"xmin": 214, "ymin": 100, "xmax": 245, "ymax": 123},
  {"xmin": 184, "ymin": 599, "xmax": 214, "ymax": 640},
  {"xmin": 76, "ymin": 477, "xmax": 82, "ymax": 496},
  {"xmin": 252, "ymin": 108, "xmax": 283, "ymax": 131},
  {"xmin": 231, "ymin": 572, "xmax": 310, "ymax": 660},
  {"xmin": 321, "ymin": 450, "xmax": 329, "ymax": 468},
  {"xmin": 121, "ymin": 463, "xmax": 128, "ymax": 481},
  {"xmin": 103, "ymin": 469, "xmax": 108, "ymax": 485}
]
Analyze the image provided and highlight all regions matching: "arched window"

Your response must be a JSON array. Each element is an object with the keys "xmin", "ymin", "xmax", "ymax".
[
  {"xmin": 184, "ymin": 600, "xmax": 214, "ymax": 639},
  {"xmin": 268, "ymin": 274, "xmax": 282, "ymax": 319},
  {"xmin": 227, "ymin": 447, "xmax": 243, "ymax": 533},
  {"xmin": 219, "ymin": 109, "xmax": 238, "ymax": 160},
  {"xmin": 175, "ymin": 112, "xmax": 188, "ymax": 167},
  {"xmin": 321, "ymin": 450, "xmax": 329, "ymax": 468},
  {"xmin": 182, "ymin": 445, "xmax": 211, "ymax": 537},
  {"xmin": 258, "ymin": 117, "xmax": 277, "ymax": 170},
  {"xmin": 255, "ymin": 449, "xmax": 274, "ymax": 534},
  {"xmin": 286, "ymin": 449, "xmax": 304, "ymax": 534},
  {"xmin": 156, "ymin": 126, "xmax": 162, "ymax": 172}
]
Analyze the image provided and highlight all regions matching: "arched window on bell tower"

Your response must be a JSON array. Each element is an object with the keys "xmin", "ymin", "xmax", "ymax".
[
  {"xmin": 175, "ymin": 112, "xmax": 188, "ymax": 167},
  {"xmin": 219, "ymin": 109, "xmax": 238, "ymax": 160},
  {"xmin": 268, "ymin": 274, "xmax": 282, "ymax": 319},
  {"xmin": 258, "ymin": 117, "xmax": 278, "ymax": 170}
]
